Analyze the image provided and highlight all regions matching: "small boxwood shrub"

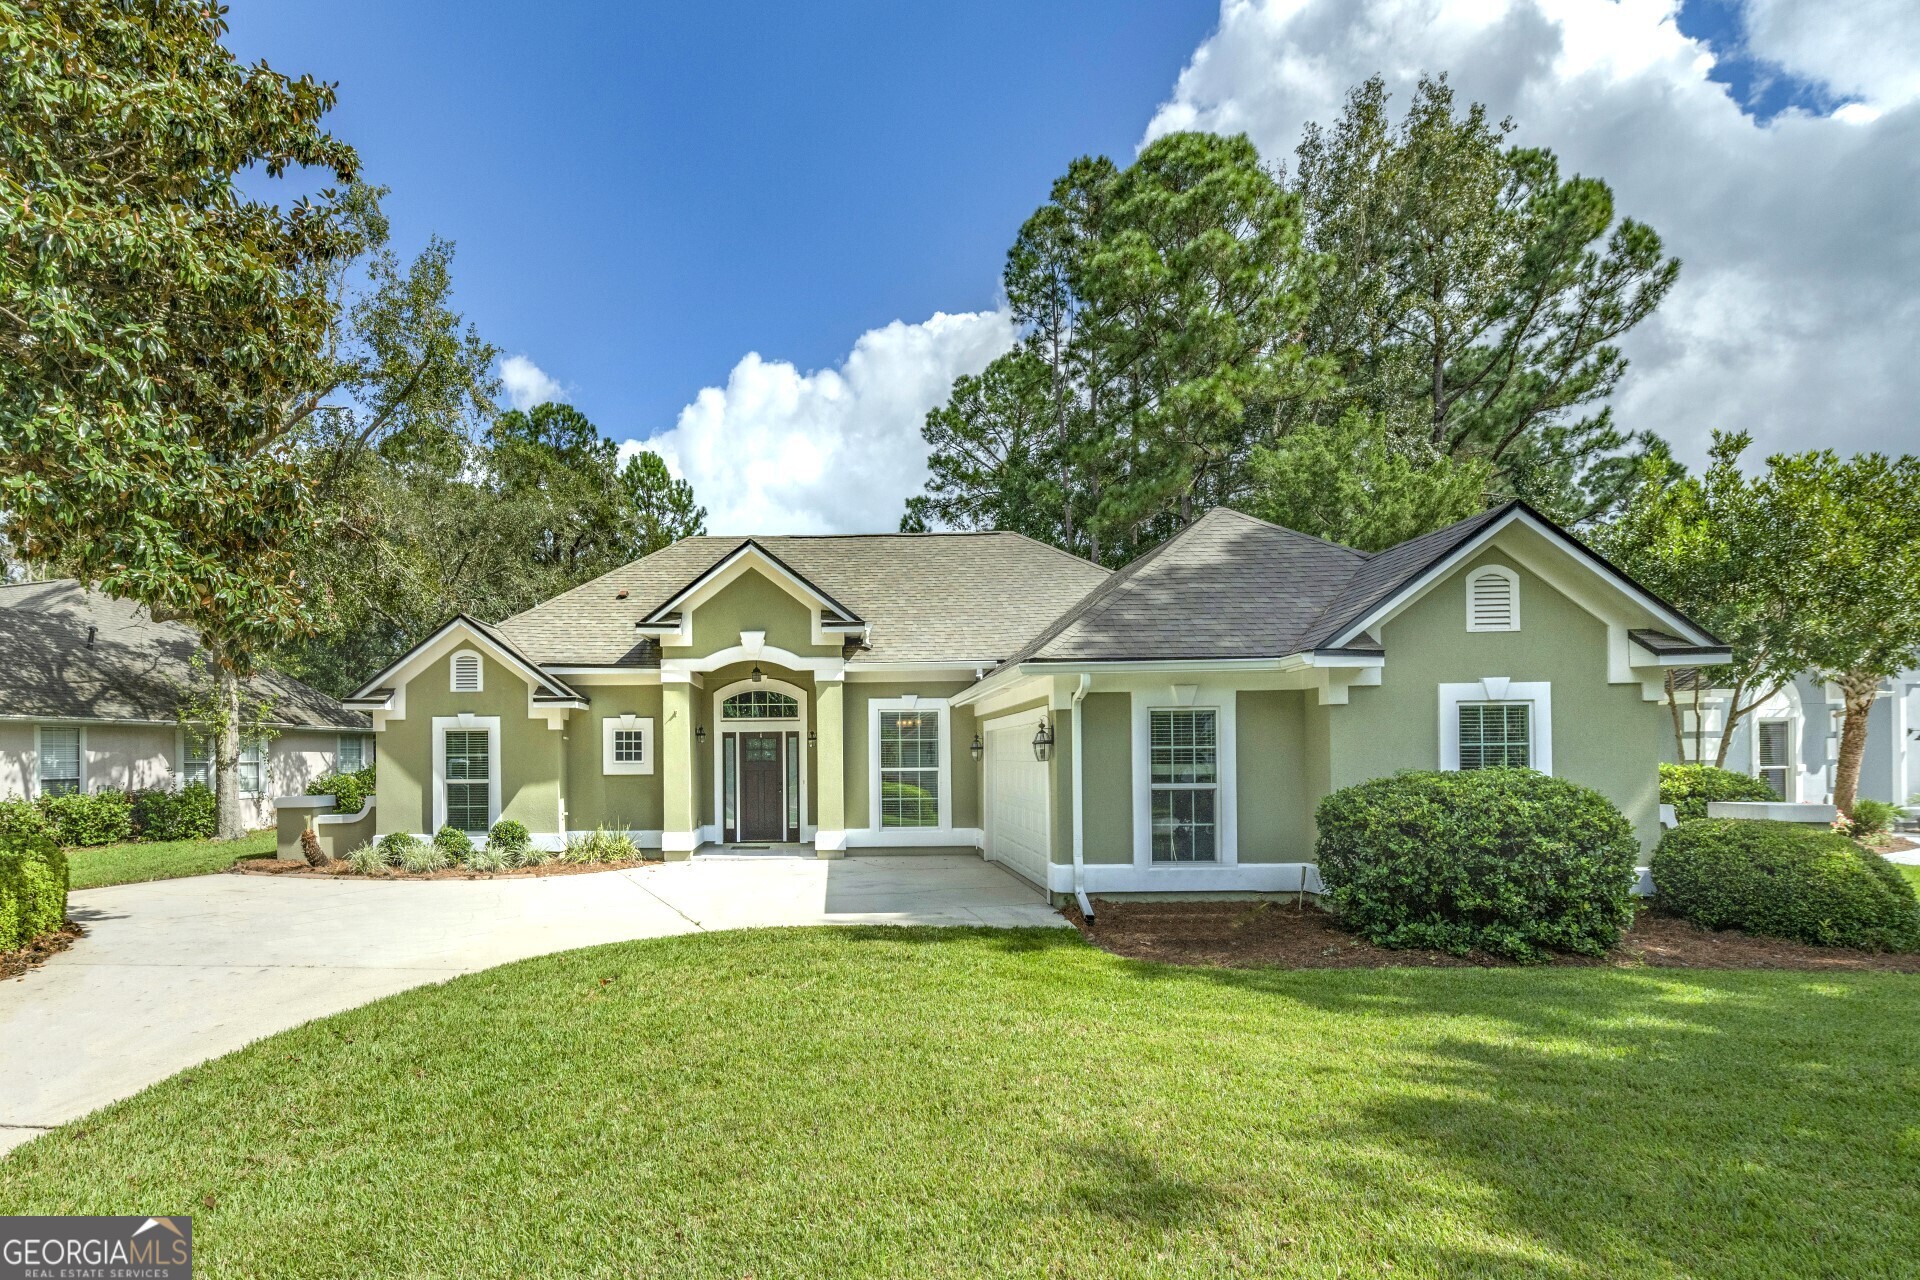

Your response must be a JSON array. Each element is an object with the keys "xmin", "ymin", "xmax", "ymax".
[
  {"xmin": 1315, "ymin": 768, "xmax": 1640, "ymax": 961},
  {"xmin": 38, "ymin": 789, "xmax": 135, "ymax": 847},
  {"xmin": 375, "ymin": 831, "xmax": 424, "ymax": 867},
  {"xmin": 431, "ymin": 825, "xmax": 473, "ymax": 865},
  {"xmin": 0, "ymin": 828, "xmax": 68, "ymax": 953},
  {"xmin": 486, "ymin": 819, "xmax": 531, "ymax": 857},
  {"xmin": 306, "ymin": 764, "xmax": 375, "ymax": 815},
  {"xmin": 1659, "ymin": 762, "xmax": 1776, "ymax": 823},
  {"xmin": 130, "ymin": 783, "xmax": 217, "ymax": 842},
  {"xmin": 1653, "ymin": 819, "xmax": 1920, "ymax": 951}
]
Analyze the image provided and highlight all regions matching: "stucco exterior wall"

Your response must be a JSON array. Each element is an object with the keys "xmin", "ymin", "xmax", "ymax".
[
  {"xmin": 1323, "ymin": 547, "xmax": 1667, "ymax": 854},
  {"xmin": 1236, "ymin": 690, "xmax": 1315, "ymax": 863},
  {"xmin": 1078, "ymin": 692, "xmax": 1132, "ymax": 865},
  {"xmin": 0, "ymin": 724, "xmax": 30, "ymax": 797},
  {"xmin": 560, "ymin": 679, "xmax": 665, "ymax": 834},
  {"xmin": 682, "ymin": 570, "xmax": 841, "ymax": 660}
]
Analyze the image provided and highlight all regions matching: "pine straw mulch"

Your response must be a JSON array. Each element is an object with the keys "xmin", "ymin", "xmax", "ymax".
[
  {"xmin": 230, "ymin": 858, "xmax": 654, "ymax": 881},
  {"xmin": 2, "ymin": 919, "xmax": 84, "ymax": 982},
  {"xmin": 1066, "ymin": 899, "xmax": 1920, "ymax": 973}
]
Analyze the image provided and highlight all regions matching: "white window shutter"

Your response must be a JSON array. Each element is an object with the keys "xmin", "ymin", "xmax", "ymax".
[{"xmin": 1466, "ymin": 568, "xmax": 1518, "ymax": 632}]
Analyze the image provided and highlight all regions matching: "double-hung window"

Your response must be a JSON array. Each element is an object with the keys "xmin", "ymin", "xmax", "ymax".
[
  {"xmin": 1756, "ymin": 720, "xmax": 1791, "ymax": 798},
  {"xmin": 338, "ymin": 734, "xmax": 369, "ymax": 772},
  {"xmin": 443, "ymin": 730, "xmax": 491, "ymax": 834},
  {"xmin": 184, "ymin": 735, "xmax": 264, "ymax": 794},
  {"xmin": 1150, "ymin": 709, "xmax": 1217, "ymax": 863},
  {"xmin": 1457, "ymin": 703, "xmax": 1532, "ymax": 770},
  {"xmin": 878, "ymin": 710, "xmax": 940, "ymax": 827},
  {"xmin": 38, "ymin": 728, "xmax": 81, "ymax": 797}
]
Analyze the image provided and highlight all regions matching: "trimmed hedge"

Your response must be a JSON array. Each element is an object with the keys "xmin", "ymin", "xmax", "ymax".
[
  {"xmin": 1315, "ymin": 768, "xmax": 1640, "ymax": 961},
  {"xmin": 39, "ymin": 789, "xmax": 134, "ymax": 847},
  {"xmin": 0, "ymin": 798, "xmax": 52, "ymax": 844},
  {"xmin": 0, "ymin": 829, "xmax": 69, "ymax": 953},
  {"xmin": 1652, "ymin": 819, "xmax": 1920, "ymax": 951},
  {"xmin": 130, "ymin": 783, "xmax": 217, "ymax": 842},
  {"xmin": 1659, "ymin": 763, "xmax": 1776, "ymax": 823},
  {"xmin": 432, "ymin": 825, "xmax": 473, "ymax": 864},
  {"xmin": 306, "ymin": 764, "xmax": 375, "ymax": 815}
]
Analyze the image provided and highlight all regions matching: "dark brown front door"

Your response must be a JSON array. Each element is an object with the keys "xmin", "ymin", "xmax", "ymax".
[{"xmin": 738, "ymin": 732, "xmax": 785, "ymax": 841}]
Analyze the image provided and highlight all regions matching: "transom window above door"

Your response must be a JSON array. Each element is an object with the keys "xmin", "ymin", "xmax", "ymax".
[{"xmin": 722, "ymin": 690, "xmax": 799, "ymax": 719}]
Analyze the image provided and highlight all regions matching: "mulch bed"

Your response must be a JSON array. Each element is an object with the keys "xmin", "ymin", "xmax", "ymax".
[
  {"xmin": 1067, "ymin": 899, "xmax": 1920, "ymax": 973},
  {"xmin": 230, "ymin": 858, "xmax": 654, "ymax": 881},
  {"xmin": 2, "ymin": 919, "xmax": 84, "ymax": 982}
]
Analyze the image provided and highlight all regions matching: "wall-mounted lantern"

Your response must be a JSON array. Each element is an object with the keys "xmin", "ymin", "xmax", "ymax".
[
  {"xmin": 695, "ymin": 724, "xmax": 707, "ymax": 745},
  {"xmin": 969, "ymin": 733, "xmax": 984, "ymax": 763},
  {"xmin": 751, "ymin": 665, "xmax": 765, "ymax": 683},
  {"xmin": 1031, "ymin": 719, "xmax": 1054, "ymax": 762}
]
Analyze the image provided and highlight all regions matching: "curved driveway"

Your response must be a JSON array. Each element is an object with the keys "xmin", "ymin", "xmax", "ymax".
[{"xmin": 0, "ymin": 854, "xmax": 1061, "ymax": 1155}]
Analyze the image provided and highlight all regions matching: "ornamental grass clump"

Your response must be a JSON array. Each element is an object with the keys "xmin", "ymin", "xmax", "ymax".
[
  {"xmin": 345, "ymin": 843, "xmax": 389, "ymax": 875},
  {"xmin": 1653, "ymin": 818, "xmax": 1920, "ymax": 951},
  {"xmin": 560, "ymin": 828, "xmax": 639, "ymax": 865},
  {"xmin": 1314, "ymin": 768, "xmax": 1640, "ymax": 961},
  {"xmin": 462, "ymin": 844, "xmax": 508, "ymax": 873}
]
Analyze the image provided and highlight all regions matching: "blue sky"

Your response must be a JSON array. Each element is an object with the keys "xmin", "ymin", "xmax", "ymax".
[
  {"xmin": 223, "ymin": 1, "xmax": 1915, "ymax": 534},
  {"xmin": 224, "ymin": 1, "xmax": 1220, "ymax": 446}
]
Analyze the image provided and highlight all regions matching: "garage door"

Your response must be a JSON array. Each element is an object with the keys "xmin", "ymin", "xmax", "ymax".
[{"xmin": 983, "ymin": 715, "xmax": 1051, "ymax": 888}]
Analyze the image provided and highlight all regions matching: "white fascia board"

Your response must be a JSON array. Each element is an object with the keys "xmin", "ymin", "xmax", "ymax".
[
  {"xmin": 644, "ymin": 542, "xmax": 861, "ymax": 626},
  {"xmin": 540, "ymin": 667, "xmax": 664, "ymax": 682},
  {"xmin": 348, "ymin": 616, "xmax": 574, "ymax": 703},
  {"xmin": 1327, "ymin": 508, "xmax": 1717, "ymax": 649},
  {"xmin": 845, "ymin": 661, "xmax": 999, "ymax": 682}
]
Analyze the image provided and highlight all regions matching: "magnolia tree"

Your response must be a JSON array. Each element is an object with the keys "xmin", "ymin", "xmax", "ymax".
[{"xmin": 0, "ymin": 1, "xmax": 359, "ymax": 838}]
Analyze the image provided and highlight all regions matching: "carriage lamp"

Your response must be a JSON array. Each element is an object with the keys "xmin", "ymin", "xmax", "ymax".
[
  {"xmin": 970, "ymin": 733, "xmax": 983, "ymax": 763},
  {"xmin": 1031, "ymin": 719, "xmax": 1055, "ymax": 762},
  {"xmin": 695, "ymin": 725, "xmax": 707, "ymax": 745},
  {"xmin": 751, "ymin": 665, "xmax": 765, "ymax": 683}
]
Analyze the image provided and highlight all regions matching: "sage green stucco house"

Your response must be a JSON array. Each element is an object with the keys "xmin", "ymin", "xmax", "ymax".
[{"xmin": 344, "ymin": 501, "xmax": 1726, "ymax": 900}]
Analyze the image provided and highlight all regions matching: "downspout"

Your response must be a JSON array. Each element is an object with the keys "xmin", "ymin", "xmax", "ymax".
[{"xmin": 1070, "ymin": 673, "xmax": 1093, "ymax": 922}]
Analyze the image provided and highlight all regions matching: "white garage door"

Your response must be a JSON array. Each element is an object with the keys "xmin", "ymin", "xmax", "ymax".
[{"xmin": 983, "ymin": 715, "xmax": 1051, "ymax": 888}]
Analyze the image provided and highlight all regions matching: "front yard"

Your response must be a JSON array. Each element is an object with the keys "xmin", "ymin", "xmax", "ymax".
[
  {"xmin": 65, "ymin": 829, "xmax": 275, "ymax": 890},
  {"xmin": 2, "ymin": 927, "xmax": 1914, "ymax": 1278}
]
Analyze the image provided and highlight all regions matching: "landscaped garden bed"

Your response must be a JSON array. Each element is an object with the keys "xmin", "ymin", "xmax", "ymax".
[
  {"xmin": 1067, "ymin": 899, "xmax": 1920, "ymax": 973},
  {"xmin": 263, "ymin": 821, "xmax": 661, "ymax": 879},
  {"xmin": 232, "ymin": 855, "xmax": 648, "ymax": 881}
]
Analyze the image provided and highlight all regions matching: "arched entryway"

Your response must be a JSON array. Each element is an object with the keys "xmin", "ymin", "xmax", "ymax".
[{"xmin": 712, "ymin": 676, "xmax": 808, "ymax": 843}]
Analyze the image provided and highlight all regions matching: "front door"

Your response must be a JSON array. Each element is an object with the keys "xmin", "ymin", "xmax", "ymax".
[{"xmin": 738, "ymin": 732, "xmax": 785, "ymax": 841}]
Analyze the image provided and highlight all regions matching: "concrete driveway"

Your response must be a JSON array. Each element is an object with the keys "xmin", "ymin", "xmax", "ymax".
[{"xmin": 0, "ymin": 853, "xmax": 1062, "ymax": 1155}]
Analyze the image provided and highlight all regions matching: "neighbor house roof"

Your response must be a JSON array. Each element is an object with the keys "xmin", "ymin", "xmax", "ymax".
[
  {"xmin": 494, "ymin": 532, "xmax": 1111, "ymax": 666},
  {"xmin": 1004, "ymin": 501, "xmax": 1725, "ymax": 666},
  {"xmin": 0, "ymin": 580, "xmax": 369, "ymax": 729}
]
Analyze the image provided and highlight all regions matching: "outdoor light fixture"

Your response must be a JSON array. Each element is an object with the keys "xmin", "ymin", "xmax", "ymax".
[
  {"xmin": 695, "ymin": 725, "xmax": 707, "ymax": 745},
  {"xmin": 808, "ymin": 729, "xmax": 817, "ymax": 745},
  {"xmin": 751, "ymin": 665, "xmax": 765, "ymax": 683},
  {"xmin": 1031, "ymin": 719, "xmax": 1054, "ymax": 762},
  {"xmin": 970, "ymin": 733, "xmax": 983, "ymax": 763}
]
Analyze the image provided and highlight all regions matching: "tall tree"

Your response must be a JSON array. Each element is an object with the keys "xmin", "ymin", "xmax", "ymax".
[
  {"xmin": 1243, "ymin": 412, "xmax": 1493, "ymax": 552},
  {"xmin": 908, "ymin": 132, "xmax": 1325, "ymax": 564},
  {"xmin": 1291, "ymin": 76, "xmax": 1679, "ymax": 522},
  {"xmin": 620, "ymin": 449, "xmax": 706, "ymax": 555},
  {"xmin": 0, "ymin": 0, "xmax": 359, "ymax": 837}
]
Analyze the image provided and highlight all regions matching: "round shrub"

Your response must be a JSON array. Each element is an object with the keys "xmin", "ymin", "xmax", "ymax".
[
  {"xmin": 0, "ymin": 798, "xmax": 52, "ymax": 845},
  {"xmin": 306, "ymin": 765, "xmax": 375, "ymax": 815},
  {"xmin": 486, "ymin": 819, "xmax": 531, "ymax": 857},
  {"xmin": 375, "ymin": 831, "xmax": 424, "ymax": 867},
  {"xmin": 432, "ymin": 825, "xmax": 473, "ymax": 865},
  {"xmin": 1652, "ymin": 819, "xmax": 1920, "ymax": 951},
  {"xmin": 38, "ymin": 789, "xmax": 134, "ymax": 847},
  {"xmin": 130, "ymin": 783, "xmax": 216, "ymax": 842},
  {"xmin": 1315, "ymin": 768, "xmax": 1640, "ymax": 961},
  {"xmin": 0, "ymin": 828, "xmax": 68, "ymax": 953},
  {"xmin": 1659, "ymin": 763, "xmax": 1776, "ymax": 823}
]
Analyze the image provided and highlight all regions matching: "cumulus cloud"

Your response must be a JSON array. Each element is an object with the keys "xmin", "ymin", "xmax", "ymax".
[
  {"xmin": 619, "ymin": 310, "xmax": 1017, "ymax": 535},
  {"xmin": 499, "ymin": 354, "xmax": 566, "ymax": 411},
  {"xmin": 1146, "ymin": 0, "xmax": 1920, "ymax": 464}
]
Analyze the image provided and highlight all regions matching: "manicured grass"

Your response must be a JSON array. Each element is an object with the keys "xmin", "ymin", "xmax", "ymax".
[
  {"xmin": 2, "ymin": 929, "xmax": 1917, "ymax": 1278},
  {"xmin": 1898, "ymin": 862, "xmax": 1920, "ymax": 893},
  {"xmin": 65, "ymin": 829, "xmax": 275, "ymax": 890}
]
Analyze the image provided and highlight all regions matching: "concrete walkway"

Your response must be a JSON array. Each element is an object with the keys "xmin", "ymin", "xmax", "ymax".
[{"xmin": 0, "ymin": 854, "xmax": 1061, "ymax": 1154}]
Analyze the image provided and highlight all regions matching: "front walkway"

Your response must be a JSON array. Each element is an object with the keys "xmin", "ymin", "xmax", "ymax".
[{"xmin": 0, "ymin": 854, "xmax": 1061, "ymax": 1155}]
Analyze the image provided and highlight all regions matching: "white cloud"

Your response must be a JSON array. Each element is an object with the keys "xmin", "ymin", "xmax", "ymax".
[
  {"xmin": 620, "ymin": 310, "xmax": 1017, "ymax": 535},
  {"xmin": 1146, "ymin": 0, "xmax": 1920, "ymax": 464},
  {"xmin": 499, "ymin": 354, "xmax": 565, "ymax": 411}
]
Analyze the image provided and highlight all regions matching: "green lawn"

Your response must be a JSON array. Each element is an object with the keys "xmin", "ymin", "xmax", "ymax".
[
  {"xmin": 2, "ymin": 929, "xmax": 1916, "ymax": 1279},
  {"xmin": 1898, "ymin": 862, "xmax": 1920, "ymax": 893},
  {"xmin": 65, "ymin": 829, "xmax": 275, "ymax": 890}
]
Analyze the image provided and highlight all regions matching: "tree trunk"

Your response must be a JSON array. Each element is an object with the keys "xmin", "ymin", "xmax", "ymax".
[
  {"xmin": 215, "ymin": 660, "xmax": 246, "ymax": 841},
  {"xmin": 1665, "ymin": 671, "xmax": 1687, "ymax": 762},
  {"xmin": 1831, "ymin": 670, "xmax": 1880, "ymax": 816}
]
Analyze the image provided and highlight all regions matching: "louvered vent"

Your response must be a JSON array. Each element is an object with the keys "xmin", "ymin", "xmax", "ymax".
[
  {"xmin": 451, "ymin": 651, "xmax": 483, "ymax": 692},
  {"xmin": 1466, "ymin": 568, "xmax": 1518, "ymax": 632}
]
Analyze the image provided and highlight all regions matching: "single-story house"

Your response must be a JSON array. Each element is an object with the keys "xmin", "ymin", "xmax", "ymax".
[
  {"xmin": 345, "ymin": 502, "xmax": 1728, "ymax": 901},
  {"xmin": 345, "ymin": 501, "xmax": 1726, "ymax": 901},
  {"xmin": 1668, "ymin": 669, "xmax": 1919, "ymax": 808},
  {"xmin": 0, "ymin": 579, "xmax": 372, "ymax": 827}
]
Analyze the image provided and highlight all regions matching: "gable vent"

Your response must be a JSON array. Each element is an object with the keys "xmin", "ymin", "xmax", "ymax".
[
  {"xmin": 450, "ymin": 651, "xmax": 483, "ymax": 693},
  {"xmin": 1466, "ymin": 568, "xmax": 1519, "ymax": 632}
]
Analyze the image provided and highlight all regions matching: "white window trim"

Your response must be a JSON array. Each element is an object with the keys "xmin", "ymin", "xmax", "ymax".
[
  {"xmin": 602, "ymin": 715, "xmax": 656, "ymax": 776},
  {"xmin": 449, "ymin": 648, "xmax": 484, "ymax": 693},
  {"xmin": 33, "ymin": 725, "xmax": 85, "ymax": 798},
  {"xmin": 713, "ymin": 677, "xmax": 809, "ymax": 835},
  {"xmin": 868, "ymin": 694, "xmax": 952, "ymax": 833},
  {"xmin": 336, "ymin": 733, "xmax": 369, "ymax": 773},
  {"xmin": 1439, "ymin": 679, "xmax": 1552, "ymax": 774},
  {"xmin": 179, "ymin": 730, "xmax": 268, "ymax": 796},
  {"xmin": 432, "ymin": 714, "xmax": 501, "ymax": 834},
  {"xmin": 1131, "ymin": 689, "xmax": 1237, "ymax": 869},
  {"xmin": 1465, "ymin": 565, "xmax": 1520, "ymax": 632},
  {"xmin": 1752, "ymin": 715, "xmax": 1797, "ymax": 801}
]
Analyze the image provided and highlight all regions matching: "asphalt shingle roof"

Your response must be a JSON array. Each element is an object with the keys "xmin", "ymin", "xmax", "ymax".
[
  {"xmin": 0, "ymin": 580, "xmax": 368, "ymax": 729},
  {"xmin": 494, "ymin": 532, "xmax": 1112, "ymax": 666}
]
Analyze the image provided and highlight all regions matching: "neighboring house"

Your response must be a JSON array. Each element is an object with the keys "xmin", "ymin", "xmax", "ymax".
[
  {"xmin": 0, "ymin": 580, "xmax": 372, "ymax": 828},
  {"xmin": 346, "ymin": 502, "xmax": 1727, "ymax": 898},
  {"xmin": 1668, "ymin": 670, "xmax": 1920, "ymax": 807}
]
